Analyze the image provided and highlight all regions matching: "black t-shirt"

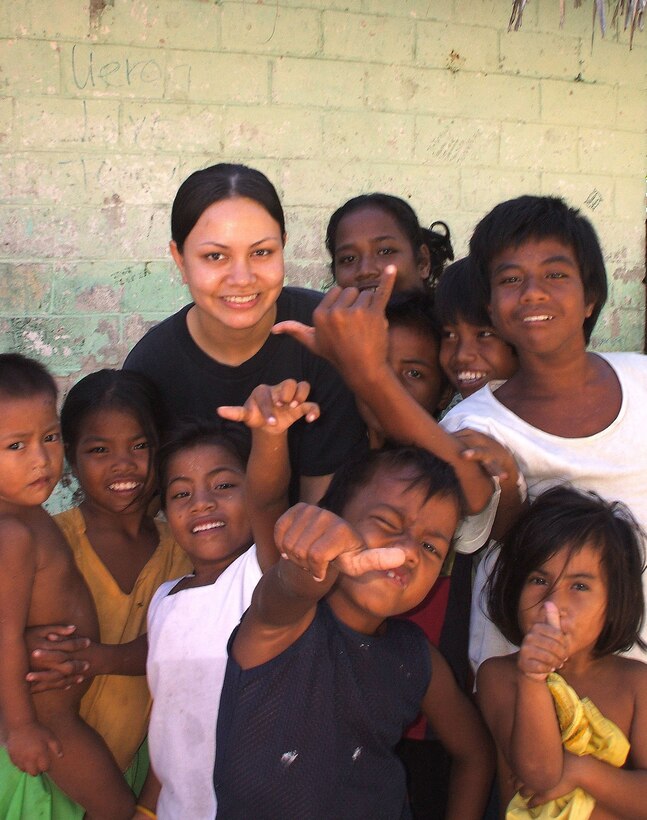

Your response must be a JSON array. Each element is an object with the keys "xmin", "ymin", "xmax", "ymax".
[
  {"xmin": 214, "ymin": 601, "xmax": 429, "ymax": 819},
  {"xmin": 124, "ymin": 287, "xmax": 367, "ymax": 484}
]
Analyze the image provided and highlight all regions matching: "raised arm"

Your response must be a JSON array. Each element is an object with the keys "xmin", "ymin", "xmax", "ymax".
[
  {"xmin": 232, "ymin": 503, "xmax": 405, "ymax": 670},
  {"xmin": 273, "ymin": 269, "xmax": 493, "ymax": 515},
  {"xmin": 218, "ymin": 379, "xmax": 319, "ymax": 571},
  {"xmin": 0, "ymin": 519, "xmax": 62, "ymax": 773}
]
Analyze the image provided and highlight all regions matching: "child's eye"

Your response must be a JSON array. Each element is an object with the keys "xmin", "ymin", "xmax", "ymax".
[
  {"xmin": 171, "ymin": 490, "xmax": 190, "ymax": 500},
  {"xmin": 133, "ymin": 441, "xmax": 149, "ymax": 451},
  {"xmin": 337, "ymin": 254, "xmax": 356, "ymax": 266},
  {"xmin": 8, "ymin": 441, "xmax": 25, "ymax": 450},
  {"xmin": 441, "ymin": 329, "xmax": 457, "ymax": 340},
  {"xmin": 377, "ymin": 247, "xmax": 396, "ymax": 256},
  {"xmin": 88, "ymin": 446, "xmax": 108, "ymax": 454},
  {"xmin": 500, "ymin": 275, "xmax": 521, "ymax": 285},
  {"xmin": 477, "ymin": 329, "xmax": 496, "ymax": 339},
  {"xmin": 44, "ymin": 433, "xmax": 60, "ymax": 443},
  {"xmin": 528, "ymin": 574, "xmax": 547, "ymax": 586},
  {"xmin": 572, "ymin": 582, "xmax": 589, "ymax": 591},
  {"xmin": 421, "ymin": 541, "xmax": 439, "ymax": 556},
  {"xmin": 404, "ymin": 368, "xmax": 423, "ymax": 380},
  {"xmin": 373, "ymin": 515, "xmax": 399, "ymax": 532},
  {"xmin": 215, "ymin": 482, "xmax": 235, "ymax": 491}
]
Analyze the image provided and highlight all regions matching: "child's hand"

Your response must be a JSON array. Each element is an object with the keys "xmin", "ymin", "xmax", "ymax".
[
  {"xmin": 518, "ymin": 601, "xmax": 568, "ymax": 681},
  {"xmin": 454, "ymin": 428, "xmax": 518, "ymax": 483},
  {"xmin": 275, "ymin": 502, "xmax": 406, "ymax": 583},
  {"xmin": 24, "ymin": 624, "xmax": 91, "ymax": 693},
  {"xmin": 272, "ymin": 267, "xmax": 396, "ymax": 383},
  {"xmin": 218, "ymin": 379, "xmax": 320, "ymax": 435},
  {"xmin": 7, "ymin": 721, "xmax": 62, "ymax": 775}
]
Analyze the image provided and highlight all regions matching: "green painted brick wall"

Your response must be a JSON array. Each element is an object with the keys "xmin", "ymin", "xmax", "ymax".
[{"xmin": 1, "ymin": 0, "xmax": 645, "ymax": 382}]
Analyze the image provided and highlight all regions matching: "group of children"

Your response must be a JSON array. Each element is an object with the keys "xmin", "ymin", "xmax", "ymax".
[{"xmin": 1, "ymin": 166, "xmax": 646, "ymax": 820}]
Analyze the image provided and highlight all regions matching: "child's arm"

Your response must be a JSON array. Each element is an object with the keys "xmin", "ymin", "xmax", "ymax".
[
  {"xmin": 421, "ymin": 644, "xmax": 494, "ymax": 820},
  {"xmin": 477, "ymin": 602, "xmax": 568, "ymax": 795},
  {"xmin": 273, "ymin": 268, "xmax": 493, "ymax": 515},
  {"xmin": 218, "ymin": 379, "xmax": 320, "ymax": 571},
  {"xmin": 0, "ymin": 519, "xmax": 62, "ymax": 774},
  {"xmin": 232, "ymin": 503, "xmax": 406, "ymax": 670},
  {"xmin": 523, "ymin": 663, "xmax": 647, "ymax": 818},
  {"xmin": 25, "ymin": 629, "xmax": 148, "ymax": 691}
]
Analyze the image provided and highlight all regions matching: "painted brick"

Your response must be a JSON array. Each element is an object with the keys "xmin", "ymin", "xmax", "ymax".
[
  {"xmin": 5, "ymin": 315, "xmax": 121, "ymax": 374},
  {"xmin": 0, "ymin": 262, "xmax": 52, "ymax": 313},
  {"xmin": 613, "ymin": 177, "xmax": 647, "ymax": 221},
  {"xmin": 500, "ymin": 30, "xmax": 581, "ymax": 79},
  {"xmin": 460, "ymin": 168, "xmax": 541, "ymax": 213},
  {"xmin": 92, "ymin": 0, "xmax": 221, "ymax": 51},
  {"xmin": 324, "ymin": 110, "xmax": 414, "ymax": 161},
  {"xmin": 284, "ymin": 258, "xmax": 329, "ymax": 291},
  {"xmin": 0, "ymin": 154, "xmax": 12, "ymax": 200},
  {"xmin": 121, "ymin": 102, "xmax": 222, "ymax": 153},
  {"xmin": 0, "ymin": 39, "xmax": 60, "ymax": 95},
  {"xmin": 415, "ymin": 116, "xmax": 500, "ymax": 166},
  {"xmin": 277, "ymin": 0, "xmax": 361, "ymax": 9},
  {"xmin": 580, "ymin": 37, "xmax": 647, "ymax": 85},
  {"xmin": 452, "ymin": 72, "xmax": 540, "ymax": 121},
  {"xmin": 607, "ymin": 274, "xmax": 646, "ymax": 311},
  {"xmin": 500, "ymin": 122, "xmax": 579, "ymax": 172},
  {"xmin": 362, "ymin": 2, "xmax": 453, "ymax": 22},
  {"xmin": 166, "ymin": 50, "xmax": 269, "ymax": 104},
  {"xmin": 61, "ymin": 42, "xmax": 166, "ymax": 98},
  {"xmin": 578, "ymin": 127, "xmax": 645, "ymax": 176},
  {"xmin": 0, "ymin": 97, "xmax": 13, "ymax": 146},
  {"xmin": 541, "ymin": 79, "xmax": 617, "ymax": 128},
  {"xmin": 223, "ymin": 106, "xmax": 322, "ymax": 159},
  {"xmin": 416, "ymin": 21, "xmax": 499, "ymax": 72},
  {"xmin": 617, "ymin": 85, "xmax": 647, "ymax": 131},
  {"xmin": 272, "ymin": 57, "xmax": 365, "ymax": 108},
  {"xmin": 0, "ymin": 0, "xmax": 89, "ymax": 39},
  {"xmin": 541, "ymin": 173, "xmax": 614, "ymax": 217},
  {"xmin": 596, "ymin": 217, "xmax": 645, "ymax": 271},
  {"xmin": 221, "ymin": 4, "xmax": 320, "ymax": 56},
  {"xmin": 15, "ymin": 98, "xmax": 120, "ymax": 149},
  {"xmin": 365, "ymin": 63, "xmax": 457, "ymax": 114},
  {"xmin": 454, "ymin": 0, "xmax": 533, "ymax": 29},
  {"xmin": 51, "ymin": 260, "xmax": 186, "ymax": 315},
  {"xmin": 535, "ymin": 2, "xmax": 595, "ymax": 37},
  {"xmin": 284, "ymin": 206, "xmax": 328, "ymax": 260},
  {"xmin": 322, "ymin": 11, "xmax": 414, "ymax": 62}
]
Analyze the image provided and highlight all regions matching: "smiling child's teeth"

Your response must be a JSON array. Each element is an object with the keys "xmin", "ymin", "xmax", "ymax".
[
  {"xmin": 386, "ymin": 570, "xmax": 396, "ymax": 579},
  {"xmin": 457, "ymin": 371, "xmax": 487, "ymax": 383},
  {"xmin": 192, "ymin": 521, "xmax": 225, "ymax": 533},
  {"xmin": 109, "ymin": 481, "xmax": 139, "ymax": 491},
  {"xmin": 524, "ymin": 315, "xmax": 552, "ymax": 322}
]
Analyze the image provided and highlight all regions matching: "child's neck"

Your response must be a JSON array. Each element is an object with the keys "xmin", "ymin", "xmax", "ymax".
[
  {"xmin": 174, "ymin": 541, "xmax": 252, "ymax": 592},
  {"xmin": 79, "ymin": 497, "xmax": 150, "ymax": 538}
]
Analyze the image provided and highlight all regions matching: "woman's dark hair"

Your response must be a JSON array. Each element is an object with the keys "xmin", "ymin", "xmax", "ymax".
[
  {"xmin": 171, "ymin": 163, "xmax": 285, "ymax": 252},
  {"xmin": 469, "ymin": 195, "xmax": 607, "ymax": 343},
  {"xmin": 157, "ymin": 419, "xmax": 250, "ymax": 509},
  {"xmin": 421, "ymin": 221, "xmax": 454, "ymax": 286},
  {"xmin": 325, "ymin": 193, "xmax": 427, "ymax": 273},
  {"xmin": 0, "ymin": 353, "xmax": 57, "ymax": 401},
  {"xmin": 319, "ymin": 445, "xmax": 463, "ymax": 519},
  {"xmin": 434, "ymin": 257, "xmax": 491, "ymax": 328},
  {"xmin": 61, "ymin": 369, "xmax": 164, "ymax": 470},
  {"xmin": 488, "ymin": 485, "xmax": 645, "ymax": 657}
]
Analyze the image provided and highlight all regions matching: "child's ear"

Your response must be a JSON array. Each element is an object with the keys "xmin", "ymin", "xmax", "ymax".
[
  {"xmin": 418, "ymin": 243, "xmax": 431, "ymax": 280},
  {"xmin": 584, "ymin": 301, "xmax": 595, "ymax": 318}
]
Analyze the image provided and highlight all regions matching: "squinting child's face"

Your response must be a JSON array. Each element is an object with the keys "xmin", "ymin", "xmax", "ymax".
[
  {"xmin": 73, "ymin": 407, "xmax": 154, "ymax": 515},
  {"xmin": 488, "ymin": 238, "xmax": 594, "ymax": 356},
  {"xmin": 0, "ymin": 392, "xmax": 62, "ymax": 508},
  {"xmin": 440, "ymin": 319, "xmax": 517, "ymax": 397},
  {"xmin": 518, "ymin": 544, "xmax": 608, "ymax": 660},
  {"xmin": 329, "ymin": 466, "xmax": 459, "ymax": 634},
  {"xmin": 164, "ymin": 443, "xmax": 252, "ymax": 577},
  {"xmin": 357, "ymin": 325, "xmax": 446, "ymax": 440},
  {"xmin": 333, "ymin": 207, "xmax": 429, "ymax": 293}
]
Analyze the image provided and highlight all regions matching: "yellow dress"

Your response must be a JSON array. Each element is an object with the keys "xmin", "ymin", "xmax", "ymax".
[
  {"xmin": 54, "ymin": 507, "xmax": 191, "ymax": 771},
  {"xmin": 507, "ymin": 672, "xmax": 630, "ymax": 820}
]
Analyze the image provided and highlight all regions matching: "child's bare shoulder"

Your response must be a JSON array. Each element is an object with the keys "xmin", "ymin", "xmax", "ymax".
[
  {"xmin": 609, "ymin": 654, "xmax": 647, "ymax": 692},
  {"xmin": 0, "ymin": 512, "xmax": 39, "ymax": 558}
]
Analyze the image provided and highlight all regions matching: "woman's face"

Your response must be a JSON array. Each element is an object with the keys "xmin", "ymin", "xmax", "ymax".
[
  {"xmin": 171, "ymin": 196, "xmax": 285, "ymax": 334},
  {"xmin": 331, "ymin": 206, "xmax": 430, "ymax": 293}
]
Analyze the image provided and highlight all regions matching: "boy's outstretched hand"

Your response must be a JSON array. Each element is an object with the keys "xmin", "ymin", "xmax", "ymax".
[
  {"xmin": 518, "ymin": 601, "xmax": 569, "ymax": 682},
  {"xmin": 218, "ymin": 379, "xmax": 320, "ymax": 434},
  {"xmin": 8, "ymin": 721, "xmax": 62, "ymax": 775},
  {"xmin": 272, "ymin": 266, "xmax": 397, "ymax": 386},
  {"xmin": 275, "ymin": 502, "xmax": 406, "ymax": 583}
]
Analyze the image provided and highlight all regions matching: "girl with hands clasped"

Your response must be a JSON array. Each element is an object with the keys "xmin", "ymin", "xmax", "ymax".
[
  {"xmin": 143, "ymin": 380, "xmax": 319, "ymax": 820},
  {"xmin": 214, "ymin": 447, "xmax": 494, "ymax": 819},
  {"xmin": 477, "ymin": 486, "xmax": 647, "ymax": 819}
]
